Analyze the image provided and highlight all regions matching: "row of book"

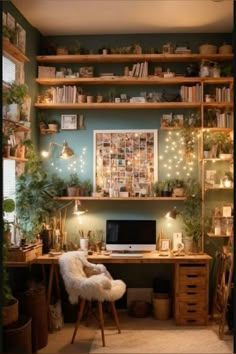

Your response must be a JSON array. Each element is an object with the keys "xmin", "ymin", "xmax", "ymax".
[
  {"xmin": 215, "ymin": 112, "xmax": 233, "ymax": 128},
  {"xmin": 179, "ymin": 84, "xmax": 202, "ymax": 102},
  {"xmin": 214, "ymin": 87, "xmax": 231, "ymax": 103},
  {"xmin": 129, "ymin": 61, "xmax": 149, "ymax": 77}
]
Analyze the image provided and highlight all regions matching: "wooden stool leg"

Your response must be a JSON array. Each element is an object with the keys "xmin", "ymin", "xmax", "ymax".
[
  {"xmin": 110, "ymin": 301, "xmax": 121, "ymax": 333},
  {"xmin": 97, "ymin": 301, "xmax": 105, "ymax": 347},
  {"xmin": 71, "ymin": 298, "xmax": 86, "ymax": 344}
]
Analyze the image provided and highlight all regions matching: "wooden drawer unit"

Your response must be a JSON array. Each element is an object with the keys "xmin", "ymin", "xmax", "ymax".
[{"xmin": 175, "ymin": 262, "xmax": 209, "ymax": 325}]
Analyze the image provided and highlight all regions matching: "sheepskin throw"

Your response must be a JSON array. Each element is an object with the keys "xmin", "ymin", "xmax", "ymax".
[{"xmin": 59, "ymin": 251, "xmax": 126, "ymax": 304}]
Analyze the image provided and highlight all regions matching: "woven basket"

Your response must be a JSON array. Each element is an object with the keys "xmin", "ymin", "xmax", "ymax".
[
  {"xmin": 199, "ymin": 44, "xmax": 217, "ymax": 55},
  {"xmin": 219, "ymin": 44, "xmax": 232, "ymax": 54}
]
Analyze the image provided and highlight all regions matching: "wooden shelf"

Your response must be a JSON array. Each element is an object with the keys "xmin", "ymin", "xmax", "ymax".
[
  {"xmin": 203, "ymin": 103, "xmax": 233, "ymax": 108},
  {"xmin": 3, "ymin": 118, "xmax": 30, "ymax": 132},
  {"xmin": 36, "ymin": 53, "xmax": 233, "ymax": 64},
  {"xmin": 36, "ymin": 76, "xmax": 202, "ymax": 85},
  {"xmin": 207, "ymin": 233, "xmax": 232, "ymax": 237},
  {"xmin": 202, "ymin": 127, "xmax": 233, "ymax": 132},
  {"xmin": 36, "ymin": 76, "xmax": 233, "ymax": 86},
  {"xmin": 3, "ymin": 157, "xmax": 28, "ymax": 162},
  {"xmin": 53, "ymin": 196, "xmax": 186, "ymax": 201},
  {"xmin": 35, "ymin": 102, "xmax": 201, "ymax": 109},
  {"xmin": 202, "ymin": 77, "xmax": 233, "ymax": 84},
  {"xmin": 40, "ymin": 128, "xmax": 59, "ymax": 134},
  {"xmin": 3, "ymin": 37, "xmax": 29, "ymax": 62}
]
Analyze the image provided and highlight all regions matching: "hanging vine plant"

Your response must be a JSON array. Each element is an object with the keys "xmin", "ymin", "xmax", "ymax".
[{"xmin": 181, "ymin": 125, "xmax": 196, "ymax": 162}]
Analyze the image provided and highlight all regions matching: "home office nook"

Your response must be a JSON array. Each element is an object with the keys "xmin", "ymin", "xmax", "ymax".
[{"xmin": 2, "ymin": 1, "xmax": 234, "ymax": 353}]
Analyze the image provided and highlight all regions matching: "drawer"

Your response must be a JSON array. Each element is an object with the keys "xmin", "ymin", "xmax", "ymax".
[
  {"xmin": 179, "ymin": 301, "xmax": 206, "ymax": 315},
  {"xmin": 176, "ymin": 316, "xmax": 207, "ymax": 326},
  {"xmin": 179, "ymin": 278, "xmax": 206, "ymax": 292},
  {"xmin": 178, "ymin": 290, "xmax": 207, "ymax": 302},
  {"xmin": 179, "ymin": 266, "xmax": 207, "ymax": 278}
]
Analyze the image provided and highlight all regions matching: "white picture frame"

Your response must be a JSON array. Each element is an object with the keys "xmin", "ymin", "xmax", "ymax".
[
  {"xmin": 160, "ymin": 239, "xmax": 171, "ymax": 251},
  {"xmin": 6, "ymin": 12, "xmax": 15, "ymax": 31},
  {"xmin": 61, "ymin": 114, "xmax": 77, "ymax": 130},
  {"xmin": 222, "ymin": 205, "xmax": 232, "ymax": 218},
  {"xmin": 93, "ymin": 129, "xmax": 158, "ymax": 194},
  {"xmin": 16, "ymin": 23, "xmax": 26, "ymax": 53}
]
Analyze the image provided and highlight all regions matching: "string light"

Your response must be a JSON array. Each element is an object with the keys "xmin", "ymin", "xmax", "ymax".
[{"xmin": 159, "ymin": 130, "xmax": 197, "ymax": 178}]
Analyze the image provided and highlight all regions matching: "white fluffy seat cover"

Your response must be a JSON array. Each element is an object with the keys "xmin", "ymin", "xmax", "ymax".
[{"xmin": 59, "ymin": 251, "xmax": 126, "ymax": 304}]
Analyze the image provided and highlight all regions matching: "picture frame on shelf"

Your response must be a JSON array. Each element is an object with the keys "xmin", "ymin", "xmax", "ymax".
[
  {"xmin": 61, "ymin": 114, "xmax": 77, "ymax": 130},
  {"xmin": 6, "ymin": 12, "xmax": 15, "ymax": 31},
  {"xmin": 16, "ymin": 23, "xmax": 26, "ymax": 53},
  {"xmin": 222, "ymin": 204, "xmax": 232, "ymax": 218},
  {"xmin": 160, "ymin": 239, "xmax": 171, "ymax": 251}
]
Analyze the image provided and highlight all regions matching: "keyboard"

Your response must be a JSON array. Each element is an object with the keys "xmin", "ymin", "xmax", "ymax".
[{"xmin": 111, "ymin": 253, "xmax": 143, "ymax": 258}]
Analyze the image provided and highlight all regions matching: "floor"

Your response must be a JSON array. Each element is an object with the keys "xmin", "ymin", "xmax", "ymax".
[{"xmin": 38, "ymin": 310, "xmax": 233, "ymax": 354}]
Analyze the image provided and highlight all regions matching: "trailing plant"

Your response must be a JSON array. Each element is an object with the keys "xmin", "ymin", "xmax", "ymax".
[{"xmin": 181, "ymin": 178, "xmax": 203, "ymax": 243}]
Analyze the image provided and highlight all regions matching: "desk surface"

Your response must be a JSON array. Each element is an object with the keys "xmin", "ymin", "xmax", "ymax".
[{"xmin": 31, "ymin": 252, "xmax": 212, "ymax": 265}]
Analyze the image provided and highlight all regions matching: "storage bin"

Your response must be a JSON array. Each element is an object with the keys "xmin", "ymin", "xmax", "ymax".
[
  {"xmin": 153, "ymin": 293, "xmax": 171, "ymax": 320},
  {"xmin": 199, "ymin": 44, "xmax": 217, "ymax": 54}
]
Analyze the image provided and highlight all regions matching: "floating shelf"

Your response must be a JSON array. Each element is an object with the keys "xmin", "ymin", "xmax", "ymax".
[
  {"xmin": 36, "ymin": 53, "xmax": 233, "ymax": 64},
  {"xmin": 53, "ymin": 196, "xmax": 186, "ymax": 201},
  {"xmin": 3, "ymin": 37, "xmax": 29, "ymax": 62}
]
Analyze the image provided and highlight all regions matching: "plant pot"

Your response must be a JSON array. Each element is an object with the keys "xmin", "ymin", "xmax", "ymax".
[
  {"xmin": 3, "ymin": 315, "xmax": 32, "ymax": 354},
  {"xmin": 67, "ymin": 187, "xmax": 77, "ymax": 196},
  {"xmin": 172, "ymin": 187, "xmax": 184, "ymax": 197},
  {"xmin": 48, "ymin": 123, "xmax": 58, "ymax": 131},
  {"xmin": 6, "ymin": 103, "xmax": 20, "ymax": 121},
  {"xmin": 2, "ymin": 298, "xmax": 19, "ymax": 327},
  {"xmin": 80, "ymin": 238, "xmax": 89, "ymax": 250},
  {"xmin": 183, "ymin": 238, "xmax": 194, "ymax": 253},
  {"xmin": 203, "ymin": 150, "xmax": 211, "ymax": 159}
]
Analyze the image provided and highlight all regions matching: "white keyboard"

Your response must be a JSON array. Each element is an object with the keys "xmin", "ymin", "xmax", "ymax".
[{"xmin": 111, "ymin": 253, "xmax": 143, "ymax": 258}]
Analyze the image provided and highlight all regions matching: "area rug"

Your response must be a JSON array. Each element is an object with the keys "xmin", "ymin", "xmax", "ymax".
[{"xmin": 90, "ymin": 316, "xmax": 233, "ymax": 354}]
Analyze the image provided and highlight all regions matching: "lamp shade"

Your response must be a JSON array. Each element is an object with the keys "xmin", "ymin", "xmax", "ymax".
[
  {"xmin": 73, "ymin": 200, "xmax": 88, "ymax": 216},
  {"xmin": 165, "ymin": 207, "xmax": 178, "ymax": 219},
  {"xmin": 60, "ymin": 140, "xmax": 74, "ymax": 158}
]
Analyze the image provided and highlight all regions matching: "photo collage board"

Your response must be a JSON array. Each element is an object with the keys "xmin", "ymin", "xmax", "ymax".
[{"xmin": 94, "ymin": 130, "xmax": 158, "ymax": 196}]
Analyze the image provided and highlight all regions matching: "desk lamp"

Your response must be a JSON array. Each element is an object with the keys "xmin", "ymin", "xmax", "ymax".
[{"xmin": 41, "ymin": 140, "xmax": 74, "ymax": 158}]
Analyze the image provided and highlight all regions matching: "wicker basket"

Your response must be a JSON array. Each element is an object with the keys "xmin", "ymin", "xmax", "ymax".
[
  {"xmin": 219, "ymin": 44, "xmax": 232, "ymax": 54},
  {"xmin": 199, "ymin": 44, "xmax": 217, "ymax": 55}
]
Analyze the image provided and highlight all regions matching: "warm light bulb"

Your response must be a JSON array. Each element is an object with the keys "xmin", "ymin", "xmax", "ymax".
[{"xmin": 41, "ymin": 150, "xmax": 49, "ymax": 158}]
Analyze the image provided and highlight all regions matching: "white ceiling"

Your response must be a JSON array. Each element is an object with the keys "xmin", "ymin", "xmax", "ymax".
[{"xmin": 12, "ymin": 0, "xmax": 233, "ymax": 36}]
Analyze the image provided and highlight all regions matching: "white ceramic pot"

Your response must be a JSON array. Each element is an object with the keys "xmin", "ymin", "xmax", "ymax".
[{"xmin": 80, "ymin": 238, "xmax": 89, "ymax": 250}]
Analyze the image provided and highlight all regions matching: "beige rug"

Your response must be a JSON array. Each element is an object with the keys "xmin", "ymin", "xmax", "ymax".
[{"xmin": 90, "ymin": 315, "xmax": 233, "ymax": 354}]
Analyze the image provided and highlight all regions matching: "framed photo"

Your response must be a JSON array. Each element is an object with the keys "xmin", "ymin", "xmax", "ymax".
[
  {"xmin": 6, "ymin": 12, "xmax": 15, "ymax": 31},
  {"xmin": 160, "ymin": 239, "xmax": 171, "ymax": 251},
  {"xmin": 93, "ymin": 129, "xmax": 158, "ymax": 194},
  {"xmin": 16, "ymin": 23, "xmax": 26, "ymax": 53},
  {"xmin": 222, "ymin": 205, "xmax": 232, "ymax": 218},
  {"xmin": 61, "ymin": 114, "xmax": 77, "ymax": 130}
]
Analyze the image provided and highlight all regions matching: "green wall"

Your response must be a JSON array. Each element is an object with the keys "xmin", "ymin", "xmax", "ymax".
[
  {"xmin": 38, "ymin": 33, "xmax": 232, "ymax": 252},
  {"xmin": 3, "ymin": 1, "xmax": 42, "ymax": 148}
]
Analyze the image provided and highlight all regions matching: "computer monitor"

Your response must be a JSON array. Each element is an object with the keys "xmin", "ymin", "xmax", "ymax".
[{"xmin": 106, "ymin": 219, "xmax": 156, "ymax": 252}]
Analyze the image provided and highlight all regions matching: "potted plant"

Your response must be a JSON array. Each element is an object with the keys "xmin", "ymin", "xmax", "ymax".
[
  {"xmin": 67, "ymin": 173, "xmax": 81, "ymax": 196},
  {"xmin": 151, "ymin": 180, "xmax": 164, "ymax": 197},
  {"xmin": 2, "ymin": 198, "xmax": 19, "ymax": 327},
  {"xmin": 80, "ymin": 178, "xmax": 93, "ymax": 196},
  {"xmin": 3, "ymin": 82, "xmax": 29, "ymax": 122},
  {"xmin": 171, "ymin": 178, "xmax": 186, "ymax": 197}
]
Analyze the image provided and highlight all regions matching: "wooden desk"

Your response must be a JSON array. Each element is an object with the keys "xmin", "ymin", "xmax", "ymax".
[{"xmin": 33, "ymin": 252, "xmax": 212, "ymax": 325}]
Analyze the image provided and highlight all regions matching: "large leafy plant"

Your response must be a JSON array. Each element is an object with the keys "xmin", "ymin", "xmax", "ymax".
[
  {"xmin": 181, "ymin": 178, "xmax": 202, "ymax": 243},
  {"xmin": 16, "ymin": 143, "xmax": 59, "ymax": 239}
]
